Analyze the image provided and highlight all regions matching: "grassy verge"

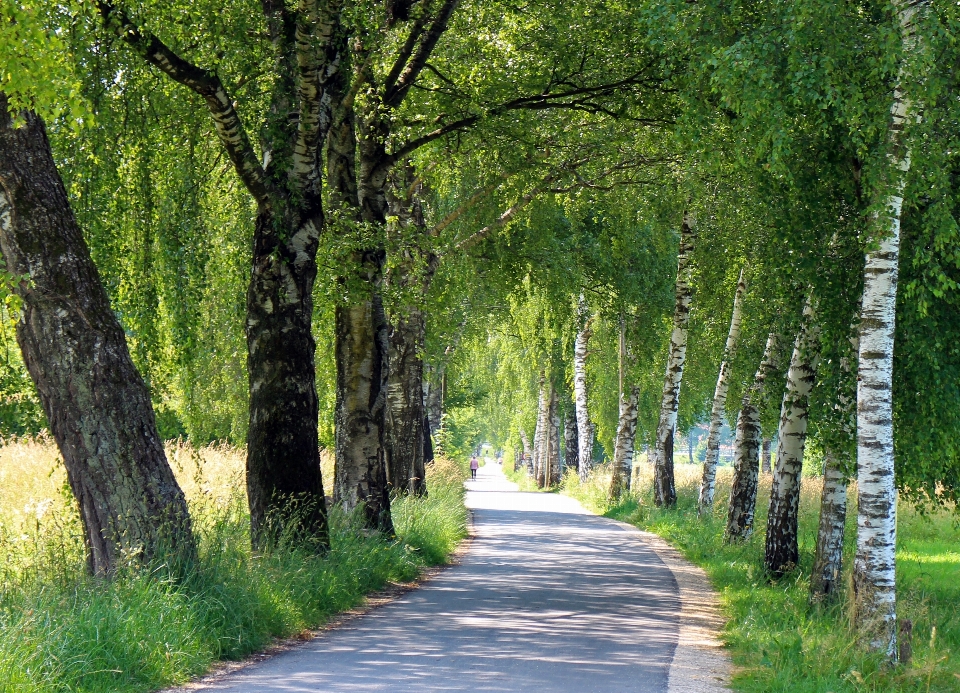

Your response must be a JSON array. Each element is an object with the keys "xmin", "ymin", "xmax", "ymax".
[
  {"xmin": 0, "ymin": 438, "xmax": 468, "ymax": 693},
  {"xmin": 501, "ymin": 460, "xmax": 544, "ymax": 492},
  {"xmin": 561, "ymin": 462, "xmax": 959, "ymax": 693}
]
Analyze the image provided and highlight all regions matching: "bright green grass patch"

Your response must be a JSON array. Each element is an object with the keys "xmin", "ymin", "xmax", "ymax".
[
  {"xmin": 501, "ymin": 460, "xmax": 544, "ymax": 492},
  {"xmin": 0, "ymin": 451, "xmax": 468, "ymax": 693},
  {"xmin": 563, "ymin": 462, "xmax": 960, "ymax": 693}
]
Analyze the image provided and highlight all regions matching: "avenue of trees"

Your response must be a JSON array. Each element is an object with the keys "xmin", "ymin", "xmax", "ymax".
[{"xmin": 2, "ymin": 0, "xmax": 959, "ymax": 666}]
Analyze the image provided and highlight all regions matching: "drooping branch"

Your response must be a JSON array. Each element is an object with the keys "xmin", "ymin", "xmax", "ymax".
[
  {"xmin": 428, "ymin": 181, "xmax": 500, "ymax": 237},
  {"xmin": 96, "ymin": 1, "xmax": 271, "ymax": 208},
  {"xmin": 383, "ymin": 0, "xmax": 461, "ymax": 108}
]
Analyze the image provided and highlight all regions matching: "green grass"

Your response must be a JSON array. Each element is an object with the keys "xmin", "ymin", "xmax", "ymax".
[
  {"xmin": 562, "ymin": 462, "xmax": 960, "ymax": 693},
  {"xmin": 0, "ymin": 449, "xmax": 468, "ymax": 693},
  {"xmin": 501, "ymin": 460, "xmax": 548, "ymax": 492}
]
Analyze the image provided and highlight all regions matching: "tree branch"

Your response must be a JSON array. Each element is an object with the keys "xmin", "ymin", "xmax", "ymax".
[
  {"xmin": 383, "ymin": 0, "xmax": 461, "ymax": 108},
  {"xmin": 96, "ymin": 1, "xmax": 271, "ymax": 208},
  {"xmin": 428, "ymin": 181, "xmax": 500, "ymax": 237}
]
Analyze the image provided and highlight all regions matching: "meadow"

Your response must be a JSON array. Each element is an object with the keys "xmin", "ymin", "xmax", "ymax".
[
  {"xmin": 0, "ymin": 437, "xmax": 468, "ymax": 693},
  {"xmin": 559, "ymin": 459, "xmax": 960, "ymax": 693}
]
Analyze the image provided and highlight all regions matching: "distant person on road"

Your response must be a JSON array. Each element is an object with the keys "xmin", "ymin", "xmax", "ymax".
[{"xmin": 470, "ymin": 456, "xmax": 479, "ymax": 479}]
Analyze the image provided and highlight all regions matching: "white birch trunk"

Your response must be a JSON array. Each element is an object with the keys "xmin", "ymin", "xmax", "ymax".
[
  {"xmin": 609, "ymin": 385, "xmax": 640, "ymax": 501},
  {"xmin": 761, "ymin": 437, "xmax": 772, "ymax": 474},
  {"xmin": 519, "ymin": 427, "xmax": 532, "ymax": 473},
  {"xmin": 725, "ymin": 332, "xmax": 778, "ymax": 541},
  {"xmin": 853, "ymin": 0, "xmax": 927, "ymax": 657},
  {"xmin": 653, "ymin": 212, "xmax": 696, "ymax": 507},
  {"xmin": 563, "ymin": 404, "xmax": 578, "ymax": 471},
  {"xmin": 698, "ymin": 268, "xmax": 747, "ymax": 513},
  {"xmin": 574, "ymin": 297, "xmax": 595, "ymax": 481},
  {"xmin": 547, "ymin": 385, "xmax": 561, "ymax": 487},
  {"xmin": 532, "ymin": 371, "xmax": 548, "ymax": 479},
  {"xmin": 765, "ymin": 298, "xmax": 820, "ymax": 576}
]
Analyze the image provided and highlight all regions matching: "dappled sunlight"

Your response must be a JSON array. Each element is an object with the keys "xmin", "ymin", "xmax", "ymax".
[{"xmin": 202, "ymin": 463, "xmax": 681, "ymax": 692}]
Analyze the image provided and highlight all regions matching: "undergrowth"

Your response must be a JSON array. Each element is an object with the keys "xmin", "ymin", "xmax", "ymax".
[
  {"xmin": 561, "ymin": 461, "xmax": 960, "ymax": 693},
  {"xmin": 0, "ymin": 438, "xmax": 468, "ymax": 693}
]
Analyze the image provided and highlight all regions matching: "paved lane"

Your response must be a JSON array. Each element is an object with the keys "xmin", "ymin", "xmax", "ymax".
[{"xmin": 199, "ymin": 462, "xmax": 687, "ymax": 692}]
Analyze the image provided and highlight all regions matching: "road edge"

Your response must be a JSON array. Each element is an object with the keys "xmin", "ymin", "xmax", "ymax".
[{"xmin": 608, "ymin": 518, "xmax": 733, "ymax": 693}]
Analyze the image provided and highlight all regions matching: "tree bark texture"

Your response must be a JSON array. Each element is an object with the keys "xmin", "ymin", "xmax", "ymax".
[
  {"xmin": 545, "ymin": 384, "xmax": 561, "ymax": 487},
  {"xmin": 810, "ymin": 451, "xmax": 849, "ymax": 601},
  {"xmin": 853, "ymin": 0, "xmax": 927, "ymax": 658},
  {"xmin": 699, "ymin": 268, "xmax": 747, "ymax": 513},
  {"xmin": 0, "ymin": 99, "xmax": 196, "ymax": 575},
  {"xmin": 653, "ymin": 212, "xmax": 696, "ymax": 507},
  {"xmin": 765, "ymin": 300, "xmax": 820, "ymax": 576},
  {"xmin": 533, "ymin": 372, "xmax": 548, "ymax": 482},
  {"xmin": 725, "ymin": 333, "xmax": 778, "ymax": 542},
  {"xmin": 610, "ymin": 385, "xmax": 640, "ymax": 502},
  {"xmin": 574, "ymin": 299, "xmax": 595, "ymax": 482},
  {"xmin": 519, "ymin": 427, "xmax": 533, "ymax": 474},
  {"xmin": 385, "ymin": 304, "xmax": 427, "ymax": 495},
  {"xmin": 333, "ymin": 296, "xmax": 393, "ymax": 533},
  {"xmin": 761, "ymin": 437, "xmax": 772, "ymax": 474},
  {"xmin": 564, "ymin": 404, "xmax": 579, "ymax": 472}
]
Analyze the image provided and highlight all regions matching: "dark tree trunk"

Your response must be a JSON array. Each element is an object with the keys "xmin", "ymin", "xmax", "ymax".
[
  {"xmin": 761, "ymin": 437, "xmax": 772, "ymax": 474},
  {"xmin": 422, "ymin": 415, "xmax": 434, "ymax": 465},
  {"xmin": 386, "ymin": 306, "xmax": 427, "ymax": 495},
  {"xmin": 546, "ymin": 384, "xmax": 561, "ymax": 487},
  {"xmin": 0, "ymin": 98, "xmax": 196, "ymax": 575},
  {"xmin": 245, "ymin": 207, "xmax": 329, "ymax": 550},
  {"xmin": 563, "ymin": 403, "xmax": 579, "ymax": 472}
]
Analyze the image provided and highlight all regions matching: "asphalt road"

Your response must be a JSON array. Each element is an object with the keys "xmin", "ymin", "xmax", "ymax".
[{"xmin": 199, "ymin": 462, "xmax": 686, "ymax": 692}]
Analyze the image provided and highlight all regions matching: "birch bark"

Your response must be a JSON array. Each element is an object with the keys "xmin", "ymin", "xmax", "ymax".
[
  {"xmin": 564, "ymin": 405, "xmax": 579, "ymax": 472},
  {"xmin": 574, "ymin": 298, "xmax": 595, "ymax": 481},
  {"xmin": 699, "ymin": 268, "xmax": 747, "ymax": 513},
  {"xmin": 546, "ymin": 384, "xmax": 561, "ymax": 487},
  {"xmin": 765, "ymin": 299, "xmax": 820, "ymax": 576},
  {"xmin": 0, "ymin": 99, "xmax": 196, "ymax": 574},
  {"xmin": 653, "ymin": 212, "xmax": 696, "ymax": 507},
  {"xmin": 761, "ymin": 438, "xmax": 772, "ymax": 474},
  {"xmin": 853, "ymin": 0, "xmax": 928, "ymax": 655},
  {"xmin": 609, "ymin": 386, "xmax": 640, "ymax": 501},
  {"xmin": 725, "ymin": 333, "xmax": 778, "ymax": 541},
  {"xmin": 519, "ymin": 427, "xmax": 533, "ymax": 474},
  {"xmin": 533, "ymin": 372, "xmax": 548, "ymax": 481}
]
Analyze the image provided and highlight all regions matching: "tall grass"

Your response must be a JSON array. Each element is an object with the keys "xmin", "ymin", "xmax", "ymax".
[
  {"xmin": 563, "ymin": 460, "xmax": 960, "ymax": 693},
  {"xmin": 0, "ymin": 437, "xmax": 468, "ymax": 693}
]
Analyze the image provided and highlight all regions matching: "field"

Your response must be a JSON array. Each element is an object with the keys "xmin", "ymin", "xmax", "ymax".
[
  {"xmin": 0, "ymin": 437, "xmax": 468, "ymax": 693},
  {"xmin": 561, "ymin": 459, "xmax": 960, "ymax": 693}
]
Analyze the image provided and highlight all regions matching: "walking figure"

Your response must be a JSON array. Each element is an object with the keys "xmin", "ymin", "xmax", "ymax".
[{"xmin": 470, "ymin": 455, "xmax": 479, "ymax": 479}]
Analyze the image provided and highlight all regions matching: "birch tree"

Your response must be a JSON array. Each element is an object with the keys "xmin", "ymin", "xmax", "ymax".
[
  {"xmin": 653, "ymin": 213, "xmax": 696, "ymax": 507},
  {"xmin": 698, "ymin": 268, "xmax": 747, "ymax": 513},
  {"xmin": 574, "ymin": 298, "xmax": 596, "ymax": 482},
  {"xmin": 765, "ymin": 299, "xmax": 820, "ymax": 576},
  {"xmin": 609, "ymin": 385, "xmax": 640, "ymax": 502},
  {"xmin": 852, "ymin": 0, "xmax": 929, "ymax": 656}
]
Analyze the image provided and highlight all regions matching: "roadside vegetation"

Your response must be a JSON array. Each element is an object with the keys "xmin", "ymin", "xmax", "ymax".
[
  {"xmin": 0, "ymin": 438, "xmax": 468, "ymax": 693},
  {"xmin": 559, "ymin": 461, "xmax": 960, "ymax": 693}
]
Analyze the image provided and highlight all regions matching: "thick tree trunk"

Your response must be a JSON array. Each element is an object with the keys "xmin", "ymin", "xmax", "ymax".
[
  {"xmin": 333, "ymin": 294, "xmax": 393, "ymax": 533},
  {"xmin": 423, "ymin": 362, "xmax": 443, "ymax": 436},
  {"xmin": 765, "ymin": 300, "xmax": 820, "ymax": 576},
  {"xmin": 545, "ymin": 384, "xmax": 561, "ymax": 487},
  {"xmin": 564, "ymin": 404, "xmax": 579, "ymax": 472},
  {"xmin": 0, "ymin": 100, "xmax": 196, "ymax": 575},
  {"xmin": 761, "ymin": 437, "xmax": 772, "ymax": 474},
  {"xmin": 699, "ymin": 268, "xmax": 746, "ymax": 513},
  {"xmin": 853, "ymin": 1, "xmax": 926, "ymax": 658},
  {"xmin": 726, "ymin": 333, "xmax": 778, "ymax": 542},
  {"xmin": 385, "ymin": 306, "xmax": 427, "ymax": 495},
  {"xmin": 610, "ymin": 385, "xmax": 640, "ymax": 501},
  {"xmin": 810, "ymin": 451, "xmax": 849, "ymax": 600},
  {"xmin": 245, "ymin": 206, "xmax": 330, "ymax": 549},
  {"xmin": 653, "ymin": 212, "xmax": 696, "ymax": 507},
  {"xmin": 574, "ymin": 298, "xmax": 595, "ymax": 482}
]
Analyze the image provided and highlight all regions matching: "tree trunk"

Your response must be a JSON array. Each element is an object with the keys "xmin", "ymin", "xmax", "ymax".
[
  {"xmin": 0, "ymin": 99, "xmax": 196, "ymax": 575},
  {"xmin": 423, "ymin": 362, "xmax": 443, "ymax": 437},
  {"xmin": 765, "ymin": 300, "xmax": 820, "ymax": 576},
  {"xmin": 610, "ymin": 385, "xmax": 640, "ymax": 501},
  {"xmin": 533, "ymin": 371, "xmax": 548, "ymax": 482},
  {"xmin": 564, "ymin": 403, "xmax": 579, "ymax": 472},
  {"xmin": 385, "ymin": 305, "xmax": 427, "ymax": 495},
  {"xmin": 546, "ymin": 384, "xmax": 561, "ymax": 487},
  {"xmin": 726, "ymin": 333, "xmax": 778, "ymax": 542},
  {"xmin": 574, "ymin": 298, "xmax": 595, "ymax": 482},
  {"xmin": 761, "ymin": 437, "xmax": 772, "ymax": 474},
  {"xmin": 333, "ymin": 294, "xmax": 393, "ymax": 533},
  {"xmin": 699, "ymin": 268, "xmax": 746, "ymax": 513},
  {"xmin": 519, "ymin": 427, "xmax": 533, "ymax": 474},
  {"xmin": 810, "ymin": 451, "xmax": 849, "ymax": 600},
  {"xmin": 853, "ymin": 1, "xmax": 927, "ymax": 658},
  {"xmin": 653, "ymin": 212, "xmax": 696, "ymax": 507}
]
